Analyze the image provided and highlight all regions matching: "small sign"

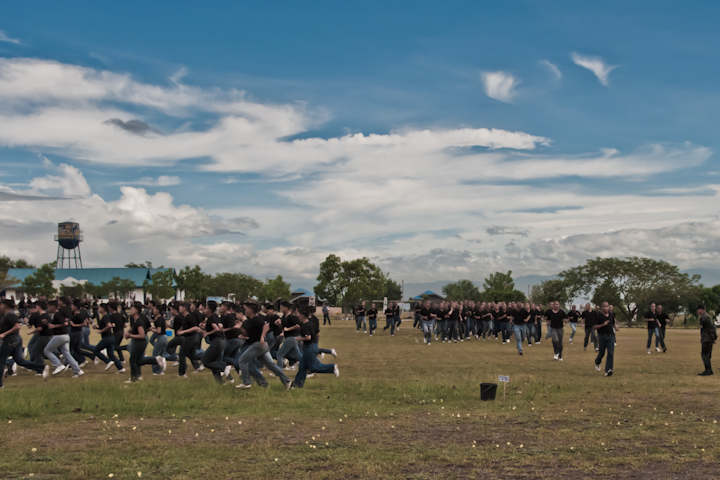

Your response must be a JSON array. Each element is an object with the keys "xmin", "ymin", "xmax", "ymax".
[
  {"xmin": 498, "ymin": 375, "xmax": 509, "ymax": 383},
  {"xmin": 308, "ymin": 296, "xmax": 316, "ymax": 307}
]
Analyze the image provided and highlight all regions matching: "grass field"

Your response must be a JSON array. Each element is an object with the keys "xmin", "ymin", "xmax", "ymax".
[{"xmin": 0, "ymin": 319, "xmax": 718, "ymax": 479}]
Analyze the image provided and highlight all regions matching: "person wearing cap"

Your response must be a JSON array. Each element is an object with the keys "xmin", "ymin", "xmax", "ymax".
[
  {"xmin": 697, "ymin": 304, "xmax": 717, "ymax": 376},
  {"xmin": 0, "ymin": 299, "xmax": 50, "ymax": 388}
]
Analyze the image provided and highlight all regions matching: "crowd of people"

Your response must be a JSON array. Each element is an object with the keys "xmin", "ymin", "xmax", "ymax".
[{"xmin": 0, "ymin": 297, "xmax": 339, "ymax": 390}]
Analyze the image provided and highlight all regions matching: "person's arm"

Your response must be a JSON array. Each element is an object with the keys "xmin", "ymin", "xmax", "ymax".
[
  {"xmin": 284, "ymin": 323, "xmax": 300, "ymax": 333},
  {"xmin": 0, "ymin": 323, "xmax": 21, "ymax": 338},
  {"xmin": 259, "ymin": 323, "xmax": 269, "ymax": 348},
  {"xmin": 204, "ymin": 321, "xmax": 221, "ymax": 337},
  {"xmin": 69, "ymin": 317, "xmax": 85, "ymax": 328},
  {"xmin": 126, "ymin": 325, "xmax": 146, "ymax": 340}
]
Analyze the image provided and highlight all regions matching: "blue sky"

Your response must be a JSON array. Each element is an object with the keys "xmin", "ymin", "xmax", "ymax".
[{"xmin": 1, "ymin": 1, "xmax": 720, "ymax": 292}]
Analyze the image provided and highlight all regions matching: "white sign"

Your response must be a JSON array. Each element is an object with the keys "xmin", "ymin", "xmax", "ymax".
[
  {"xmin": 383, "ymin": 297, "xmax": 388, "ymax": 312},
  {"xmin": 308, "ymin": 296, "xmax": 316, "ymax": 307},
  {"xmin": 498, "ymin": 375, "xmax": 509, "ymax": 383}
]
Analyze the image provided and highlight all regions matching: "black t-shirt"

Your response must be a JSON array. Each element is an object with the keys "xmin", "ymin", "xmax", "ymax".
[
  {"xmin": 595, "ymin": 312, "xmax": 615, "ymax": 335},
  {"xmin": 265, "ymin": 313, "xmax": 282, "ymax": 337},
  {"xmin": 36, "ymin": 312, "xmax": 52, "ymax": 336},
  {"xmin": 645, "ymin": 310, "xmax": 658, "ymax": 329},
  {"xmin": 299, "ymin": 320, "xmax": 318, "ymax": 345},
  {"xmin": 657, "ymin": 312, "xmax": 669, "ymax": 328},
  {"xmin": 129, "ymin": 314, "xmax": 150, "ymax": 335},
  {"xmin": 0, "ymin": 312, "xmax": 18, "ymax": 334},
  {"xmin": 309, "ymin": 314, "xmax": 320, "ymax": 331},
  {"xmin": 493, "ymin": 310, "xmax": 506, "ymax": 322},
  {"xmin": 545, "ymin": 309, "xmax": 567, "ymax": 329},
  {"xmin": 182, "ymin": 313, "xmax": 198, "ymax": 336},
  {"xmin": 97, "ymin": 314, "xmax": 114, "ymax": 338},
  {"xmin": 154, "ymin": 316, "xmax": 167, "ymax": 335},
  {"xmin": 419, "ymin": 307, "xmax": 429, "ymax": 320},
  {"xmin": 581, "ymin": 310, "xmax": 595, "ymax": 327},
  {"xmin": 514, "ymin": 308, "xmax": 529, "ymax": 325},
  {"xmin": 356, "ymin": 306, "xmax": 366, "ymax": 317},
  {"xmin": 282, "ymin": 314, "xmax": 301, "ymax": 337},
  {"xmin": 110, "ymin": 312, "xmax": 126, "ymax": 334},
  {"xmin": 204, "ymin": 313, "xmax": 222, "ymax": 339},
  {"xmin": 54, "ymin": 306, "xmax": 72, "ymax": 335},
  {"xmin": 244, "ymin": 315, "xmax": 267, "ymax": 344},
  {"xmin": 448, "ymin": 308, "xmax": 460, "ymax": 322},
  {"xmin": 172, "ymin": 314, "xmax": 184, "ymax": 334},
  {"xmin": 368, "ymin": 308, "xmax": 378, "ymax": 319},
  {"xmin": 568, "ymin": 310, "xmax": 580, "ymax": 323},
  {"xmin": 506, "ymin": 308, "xmax": 517, "ymax": 322},
  {"xmin": 70, "ymin": 312, "xmax": 85, "ymax": 332},
  {"xmin": 222, "ymin": 313, "xmax": 241, "ymax": 339}
]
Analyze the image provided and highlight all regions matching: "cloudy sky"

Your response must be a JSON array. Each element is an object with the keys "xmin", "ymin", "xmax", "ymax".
[{"xmin": 1, "ymin": 1, "xmax": 720, "ymax": 291}]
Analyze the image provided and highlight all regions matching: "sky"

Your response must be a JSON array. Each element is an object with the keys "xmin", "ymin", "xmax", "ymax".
[{"xmin": 1, "ymin": 1, "xmax": 720, "ymax": 293}]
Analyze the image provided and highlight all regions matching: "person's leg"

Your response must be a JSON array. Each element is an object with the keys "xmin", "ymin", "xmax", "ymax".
[
  {"xmin": 557, "ymin": 328, "xmax": 564, "ymax": 359},
  {"xmin": 535, "ymin": 321, "xmax": 541, "ymax": 342},
  {"xmin": 701, "ymin": 342, "xmax": 713, "ymax": 373},
  {"xmin": 527, "ymin": 324, "xmax": 535, "ymax": 345},
  {"xmin": 605, "ymin": 336, "xmax": 615, "ymax": 373},
  {"xmin": 238, "ymin": 343, "xmax": 266, "ymax": 386},
  {"xmin": 362, "ymin": 316, "xmax": 367, "ymax": 333},
  {"xmin": 69, "ymin": 332, "xmax": 86, "ymax": 364},
  {"xmin": 43, "ymin": 336, "xmax": 65, "ymax": 369},
  {"xmin": 223, "ymin": 338, "xmax": 242, "ymax": 373},
  {"xmin": 178, "ymin": 335, "xmax": 197, "ymax": 376},
  {"xmin": 9, "ymin": 338, "xmax": 45, "ymax": 373},
  {"xmin": 546, "ymin": 325, "xmax": 552, "ymax": 340},
  {"xmin": 149, "ymin": 332, "xmax": 157, "ymax": 347},
  {"xmin": 82, "ymin": 326, "xmax": 91, "ymax": 348},
  {"xmin": 151, "ymin": 335, "xmax": 168, "ymax": 374},
  {"xmin": 389, "ymin": 317, "xmax": 395, "ymax": 335},
  {"xmin": 73, "ymin": 331, "xmax": 95, "ymax": 361},
  {"xmin": 514, "ymin": 325, "xmax": 523, "ymax": 353},
  {"xmin": 258, "ymin": 351, "xmax": 290, "ymax": 385},
  {"xmin": 292, "ymin": 349, "xmax": 311, "ymax": 388},
  {"xmin": 551, "ymin": 328, "xmax": 560, "ymax": 357},
  {"xmin": 95, "ymin": 337, "xmax": 122, "ymax": 370},
  {"xmin": 592, "ymin": 331, "xmax": 598, "ymax": 350},
  {"xmin": 656, "ymin": 328, "xmax": 666, "ymax": 350},
  {"xmin": 201, "ymin": 338, "xmax": 226, "ymax": 382},
  {"xmin": 129, "ymin": 339, "xmax": 147, "ymax": 381},
  {"xmin": 114, "ymin": 332, "xmax": 126, "ymax": 362},
  {"xmin": 26, "ymin": 334, "xmax": 38, "ymax": 360},
  {"xmin": 584, "ymin": 328, "xmax": 591, "ymax": 349},
  {"xmin": 276, "ymin": 337, "xmax": 294, "ymax": 368},
  {"xmin": 32, "ymin": 336, "xmax": 50, "ymax": 363},
  {"xmin": 570, "ymin": 323, "xmax": 577, "ymax": 341},
  {"xmin": 595, "ymin": 335, "xmax": 607, "ymax": 367},
  {"xmin": 57, "ymin": 338, "xmax": 81, "ymax": 374}
]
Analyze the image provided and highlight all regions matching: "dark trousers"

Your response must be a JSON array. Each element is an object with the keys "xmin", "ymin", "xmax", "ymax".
[
  {"xmin": 292, "ymin": 343, "xmax": 334, "ymax": 388},
  {"xmin": 179, "ymin": 334, "xmax": 202, "ymax": 376},
  {"xmin": 499, "ymin": 322, "xmax": 509, "ymax": 342},
  {"xmin": 449, "ymin": 320, "xmax": 459, "ymax": 341},
  {"xmin": 647, "ymin": 328, "xmax": 666, "ymax": 349},
  {"xmin": 94, "ymin": 336, "xmax": 122, "ymax": 370},
  {"xmin": 535, "ymin": 322, "xmax": 542, "ymax": 342},
  {"xmin": 584, "ymin": 327, "xmax": 598, "ymax": 349},
  {"xmin": 595, "ymin": 334, "xmax": 615, "ymax": 373},
  {"xmin": 201, "ymin": 337, "xmax": 227, "ymax": 382},
  {"xmin": 32, "ymin": 336, "xmax": 51, "ymax": 363},
  {"xmin": 701, "ymin": 341, "xmax": 713, "ymax": 372},
  {"xmin": 438, "ymin": 320, "xmax": 448, "ymax": 341},
  {"xmin": 0, "ymin": 335, "xmax": 46, "ymax": 388},
  {"xmin": 323, "ymin": 313, "xmax": 331, "ymax": 325},
  {"xmin": 114, "ymin": 332, "xmax": 127, "ymax": 362},
  {"xmin": 70, "ymin": 331, "xmax": 95, "ymax": 363},
  {"xmin": 224, "ymin": 338, "xmax": 243, "ymax": 373}
]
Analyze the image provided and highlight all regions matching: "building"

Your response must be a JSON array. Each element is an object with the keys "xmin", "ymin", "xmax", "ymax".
[
  {"xmin": 411, "ymin": 290, "xmax": 445, "ymax": 303},
  {"xmin": 288, "ymin": 288, "xmax": 325, "ymax": 310},
  {"xmin": 4, "ymin": 267, "xmax": 181, "ymax": 303}
]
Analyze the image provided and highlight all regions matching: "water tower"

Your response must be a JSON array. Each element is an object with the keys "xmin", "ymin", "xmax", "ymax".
[{"xmin": 55, "ymin": 222, "xmax": 83, "ymax": 268}]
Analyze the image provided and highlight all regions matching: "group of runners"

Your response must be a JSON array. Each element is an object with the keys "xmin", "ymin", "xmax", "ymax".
[{"xmin": 0, "ymin": 297, "xmax": 340, "ymax": 390}]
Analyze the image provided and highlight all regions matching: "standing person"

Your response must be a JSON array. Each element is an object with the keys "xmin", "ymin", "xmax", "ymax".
[
  {"xmin": 656, "ymin": 305, "xmax": 669, "ymax": 352},
  {"xmin": 200, "ymin": 301, "xmax": 227, "ymax": 384},
  {"xmin": 367, "ymin": 303, "xmax": 378, "ymax": 336},
  {"xmin": 44, "ymin": 300, "xmax": 84, "ymax": 377},
  {"xmin": 322, "ymin": 305, "xmax": 331, "ymax": 325},
  {"xmin": 149, "ymin": 305, "xmax": 169, "ymax": 375},
  {"xmin": 176, "ymin": 302, "xmax": 203, "ymax": 377},
  {"xmin": 92, "ymin": 303, "xmax": 124, "ymax": 373},
  {"xmin": 0, "ymin": 299, "xmax": 49, "ymax": 388},
  {"xmin": 235, "ymin": 301, "xmax": 291, "ymax": 389},
  {"xmin": 582, "ymin": 303, "xmax": 598, "ymax": 352},
  {"xmin": 123, "ymin": 303, "xmax": 165, "ymax": 383},
  {"xmin": 567, "ymin": 305, "xmax": 580, "ymax": 344},
  {"xmin": 355, "ymin": 301, "xmax": 367, "ymax": 334},
  {"xmin": 593, "ymin": 302, "xmax": 619, "ymax": 377},
  {"xmin": 697, "ymin": 304, "xmax": 717, "ymax": 376},
  {"xmin": 287, "ymin": 309, "xmax": 339, "ymax": 390},
  {"xmin": 545, "ymin": 301, "xmax": 567, "ymax": 361},
  {"xmin": 645, "ymin": 303, "xmax": 666, "ymax": 354}
]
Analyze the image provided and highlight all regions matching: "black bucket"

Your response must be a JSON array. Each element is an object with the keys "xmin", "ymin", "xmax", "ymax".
[{"xmin": 480, "ymin": 383, "xmax": 498, "ymax": 401}]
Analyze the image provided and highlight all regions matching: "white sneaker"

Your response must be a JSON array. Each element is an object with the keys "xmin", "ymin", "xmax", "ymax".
[
  {"xmin": 224, "ymin": 365, "xmax": 232, "ymax": 378},
  {"xmin": 595, "ymin": 364, "xmax": 601, "ymax": 372},
  {"xmin": 153, "ymin": 372, "xmax": 164, "ymax": 376},
  {"xmin": 94, "ymin": 358, "xmax": 100, "ymax": 366},
  {"xmin": 307, "ymin": 373, "xmax": 315, "ymax": 378},
  {"xmin": 194, "ymin": 365, "xmax": 204, "ymax": 373},
  {"xmin": 321, "ymin": 353, "xmax": 325, "ymax": 359},
  {"xmin": 423, "ymin": 338, "xmax": 427, "ymax": 344},
  {"xmin": 595, "ymin": 348, "xmax": 600, "ymax": 352},
  {"xmin": 157, "ymin": 356, "xmax": 167, "ymax": 372},
  {"xmin": 23, "ymin": 348, "xmax": 28, "ymax": 358},
  {"xmin": 105, "ymin": 362, "xmax": 114, "ymax": 371},
  {"xmin": 116, "ymin": 368, "xmax": 126, "ymax": 374},
  {"xmin": 42, "ymin": 365, "xmax": 50, "ymax": 380},
  {"xmin": 79, "ymin": 360, "xmax": 89, "ymax": 368},
  {"xmin": 647, "ymin": 349, "xmax": 651, "ymax": 355},
  {"xmin": 334, "ymin": 365, "xmax": 340, "ymax": 378},
  {"xmin": 172, "ymin": 362, "xmax": 179, "ymax": 367},
  {"xmin": 286, "ymin": 381, "xmax": 293, "ymax": 391},
  {"xmin": 235, "ymin": 383, "xmax": 252, "ymax": 389},
  {"xmin": 10, "ymin": 363, "xmax": 17, "ymax": 376},
  {"xmin": 52, "ymin": 366, "xmax": 66, "ymax": 375},
  {"xmin": 178, "ymin": 374, "xmax": 187, "ymax": 378},
  {"xmin": 605, "ymin": 370, "xmax": 613, "ymax": 377},
  {"xmin": 553, "ymin": 354, "xmax": 559, "ymax": 360},
  {"xmin": 72, "ymin": 370, "xmax": 84, "ymax": 378},
  {"xmin": 559, "ymin": 358, "xmax": 564, "ymax": 362},
  {"xmin": 656, "ymin": 347, "xmax": 661, "ymax": 353},
  {"xmin": 536, "ymin": 342, "xmax": 540, "ymax": 345}
]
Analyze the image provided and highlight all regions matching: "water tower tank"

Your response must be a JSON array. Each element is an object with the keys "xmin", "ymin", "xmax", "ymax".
[{"xmin": 55, "ymin": 222, "xmax": 83, "ymax": 268}]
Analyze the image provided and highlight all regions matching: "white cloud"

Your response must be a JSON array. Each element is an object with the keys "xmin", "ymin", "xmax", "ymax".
[
  {"xmin": 27, "ymin": 163, "xmax": 91, "ymax": 197},
  {"xmin": 122, "ymin": 175, "xmax": 182, "ymax": 187},
  {"xmin": 540, "ymin": 60, "xmax": 562, "ymax": 80},
  {"xmin": 480, "ymin": 71, "xmax": 520, "ymax": 102},
  {"xmin": 571, "ymin": 52, "xmax": 617, "ymax": 86},
  {"xmin": 0, "ymin": 30, "xmax": 20, "ymax": 45}
]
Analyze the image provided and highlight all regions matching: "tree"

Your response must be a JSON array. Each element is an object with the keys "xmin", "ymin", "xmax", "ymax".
[
  {"xmin": 143, "ymin": 269, "xmax": 176, "ymax": 301},
  {"xmin": 314, "ymin": 254, "xmax": 343, "ymax": 306},
  {"xmin": 206, "ymin": 272, "xmax": 262, "ymax": 301},
  {"xmin": 22, "ymin": 262, "xmax": 56, "ymax": 298},
  {"xmin": 125, "ymin": 262, "xmax": 157, "ymax": 269},
  {"xmin": 559, "ymin": 257, "xmax": 701, "ymax": 326},
  {"xmin": 0, "ymin": 256, "xmax": 35, "ymax": 273},
  {"xmin": 384, "ymin": 277, "xmax": 403, "ymax": 300},
  {"xmin": 442, "ymin": 279, "xmax": 481, "ymax": 302},
  {"xmin": 480, "ymin": 271, "xmax": 526, "ymax": 303},
  {"xmin": 591, "ymin": 279, "xmax": 623, "ymax": 311},
  {"xmin": 258, "ymin": 275, "xmax": 292, "ymax": 302},
  {"xmin": 531, "ymin": 279, "xmax": 570, "ymax": 308},
  {"xmin": 103, "ymin": 276, "xmax": 138, "ymax": 300},
  {"xmin": 176, "ymin": 265, "xmax": 211, "ymax": 300},
  {"xmin": 59, "ymin": 282, "xmax": 87, "ymax": 299}
]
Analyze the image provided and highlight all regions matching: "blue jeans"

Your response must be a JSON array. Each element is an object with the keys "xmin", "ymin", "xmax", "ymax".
[
  {"xmin": 292, "ymin": 343, "xmax": 335, "ymax": 388},
  {"xmin": 438, "ymin": 320, "xmax": 448, "ymax": 341},
  {"xmin": 356, "ymin": 316, "xmax": 367, "ymax": 332},
  {"xmin": 382, "ymin": 316, "xmax": 394, "ymax": 334},
  {"xmin": 647, "ymin": 328, "xmax": 666, "ymax": 349},
  {"xmin": 499, "ymin": 322, "xmax": 509, "ymax": 342},
  {"xmin": 223, "ymin": 338, "xmax": 243, "ymax": 373},
  {"xmin": 368, "ymin": 317, "xmax": 378, "ymax": 334},
  {"xmin": 595, "ymin": 333, "xmax": 615, "ymax": 372},
  {"xmin": 151, "ymin": 335, "xmax": 168, "ymax": 374},
  {"xmin": 27, "ymin": 334, "xmax": 38, "ymax": 359},
  {"xmin": 448, "ymin": 321, "xmax": 459, "ymax": 341},
  {"xmin": 513, "ymin": 324, "xmax": 527, "ymax": 352},
  {"xmin": 0, "ymin": 335, "xmax": 46, "ymax": 387},
  {"xmin": 94, "ymin": 336, "xmax": 123, "ymax": 370},
  {"xmin": 569, "ymin": 323, "xmax": 577, "ymax": 340},
  {"xmin": 70, "ymin": 331, "xmax": 95, "ymax": 363},
  {"xmin": 276, "ymin": 336, "xmax": 302, "ymax": 368},
  {"xmin": 421, "ymin": 319, "xmax": 433, "ymax": 344},
  {"xmin": 238, "ymin": 341, "xmax": 290, "ymax": 386},
  {"xmin": 82, "ymin": 326, "xmax": 92, "ymax": 349},
  {"xmin": 526, "ymin": 323, "xmax": 536, "ymax": 345},
  {"xmin": 44, "ymin": 334, "xmax": 81, "ymax": 374}
]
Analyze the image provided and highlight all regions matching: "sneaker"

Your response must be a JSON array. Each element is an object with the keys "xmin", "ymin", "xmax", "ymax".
[
  {"xmin": 656, "ymin": 347, "xmax": 661, "ymax": 353},
  {"xmin": 124, "ymin": 380, "xmax": 134, "ymax": 384},
  {"xmin": 11, "ymin": 363, "xmax": 17, "ymax": 376},
  {"xmin": 153, "ymin": 372, "xmax": 164, "ymax": 376},
  {"xmin": 94, "ymin": 358, "xmax": 100, "ymax": 366},
  {"xmin": 605, "ymin": 370, "xmax": 613, "ymax": 377},
  {"xmin": 156, "ymin": 356, "xmax": 167, "ymax": 373},
  {"xmin": 595, "ymin": 348, "xmax": 599, "ymax": 352},
  {"xmin": 52, "ymin": 366, "xmax": 66, "ymax": 375},
  {"xmin": 553, "ymin": 354, "xmax": 559, "ymax": 360},
  {"xmin": 334, "ymin": 365, "xmax": 340, "ymax": 378},
  {"xmin": 595, "ymin": 364, "xmax": 601, "ymax": 372},
  {"xmin": 23, "ymin": 348, "xmax": 28, "ymax": 358},
  {"xmin": 558, "ymin": 358, "xmax": 564, "ymax": 362},
  {"xmin": 663, "ymin": 347, "xmax": 667, "ymax": 353},
  {"xmin": 224, "ymin": 365, "xmax": 232, "ymax": 378},
  {"xmin": 369, "ymin": 334, "xmax": 372, "ymax": 337},
  {"xmin": 178, "ymin": 374, "xmax": 187, "ymax": 378},
  {"xmin": 423, "ymin": 338, "xmax": 427, "ymax": 344},
  {"xmin": 647, "ymin": 349, "xmax": 651, "ymax": 355},
  {"xmin": 172, "ymin": 362, "xmax": 179, "ymax": 367},
  {"xmin": 64, "ymin": 365, "xmax": 71, "ymax": 372},
  {"xmin": 331, "ymin": 348, "xmax": 338, "ymax": 358},
  {"xmin": 306, "ymin": 373, "xmax": 315, "ymax": 378},
  {"xmin": 194, "ymin": 365, "xmax": 204, "ymax": 373},
  {"xmin": 42, "ymin": 365, "xmax": 50, "ymax": 380},
  {"xmin": 321, "ymin": 353, "xmax": 325, "ymax": 359},
  {"xmin": 536, "ymin": 342, "xmax": 540, "ymax": 345},
  {"xmin": 283, "ymin": 358, "xmax": 289, "ymax": 367},
  {"xmin": 117, "ymin": 368, "xmax": 126, "ymax": 374},
  {"xmin": 236, "ymin": 383, "xmax": 252, "ymax": 389},
  {"xmin": 584, "ymin": 346, "xmax": 587, "ymax": 351},
  {"xmin": 105, "ymin": 362, "xmax": 114, "ymax": 371},
  {"xmin": 569, "ymin": 339, "xmax": 573, "ymax": 344},
  {"xmin": 79, "ymin": 360, "xmax": 89, "ymax": 368},
  {"xmin": 72, "ymin": 370, "xmax": 84, "ymax": 378},
  {"xmin": 427, "ymin": 342, "xmax": 431, "ymax": 346},
  {"xmin": 286, "ymin": 381, "xmax": 294, "ymax": 391}
]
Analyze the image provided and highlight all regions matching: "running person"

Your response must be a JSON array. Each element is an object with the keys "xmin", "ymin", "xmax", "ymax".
[
  {"xmin": 567, "ymin": 305, "xmax": 580, "ymax": 344},
  {"xmin": 582, "ymin": 303, "xmax": 598, "ymax": 352},
  {"xmin": 92, "ymin": 303, "xmax": 124, "ymax": 373},
  {"xmin": 0, "ymin": 299, "xmax": 49, "ymax": 388},
  {"xmin": 593, "ymin": 301, "xmax": 618, "ymax": 376},
  {"xmin": 287, "ymin": 308, "xmax": 339, "ymax": 390},
  {"xmin": 545, "ymin": 301, "xmax": 567, "ymax": 361}
]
